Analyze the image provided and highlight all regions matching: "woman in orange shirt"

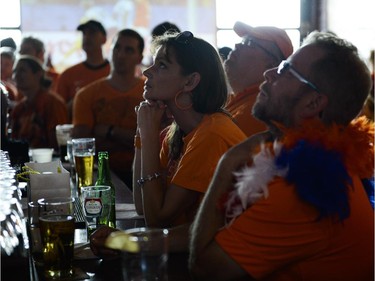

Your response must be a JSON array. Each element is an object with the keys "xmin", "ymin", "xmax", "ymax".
[{"xmin": 11, "ymin": 55, "xmax": 67, "ymax": 149}]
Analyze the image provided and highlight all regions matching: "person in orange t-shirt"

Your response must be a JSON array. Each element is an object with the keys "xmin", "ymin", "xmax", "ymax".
[
  {"xmin": 72, "ymin": 29, "xmax": 145, "ymax": 188},
  {"xmin": 225, "ymin": 21, "xmax": 293, "ymax": 137},
  {"xmin": 132, "ymin": 31, "xmax": 246, "ymax": 231},
  {"xmin": 57, "ymin": 20, "xmax": 110, "ymax": 121},
  {"xmin": 11, "ymin": 55, "xmax": 68, "ymax": 149},
  {"xmin": 190, "ymin": 32, "xmax": 374, "ymax": 281}
]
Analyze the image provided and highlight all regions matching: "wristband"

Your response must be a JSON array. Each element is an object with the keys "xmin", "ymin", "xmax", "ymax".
[
  {"xmin": 134, "ymin": 135, "xmax": 141, "ymax": 149},
  {"xmin": 137, "ymin": 172, "xmax": 161, "ymax": 187}
]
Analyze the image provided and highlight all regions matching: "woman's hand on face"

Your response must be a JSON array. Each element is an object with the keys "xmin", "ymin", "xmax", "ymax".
[
  {"xmin": 90, "ymin": 225, "xmax": 120, "ymax": 259},
  {"xmin": 136, "ymin": 100, "xmax": 166, "ymax": 136}
]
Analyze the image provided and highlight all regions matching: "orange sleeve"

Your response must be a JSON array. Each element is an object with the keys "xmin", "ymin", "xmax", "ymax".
[
  {"xmin": 172, "ymin": 132, "xmax": 229, "ymax": 193},
  {"xmin": 172, "ymin": 115, "xmax": 246, "ymax": 193}
]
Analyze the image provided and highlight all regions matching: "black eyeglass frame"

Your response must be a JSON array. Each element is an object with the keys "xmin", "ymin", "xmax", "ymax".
[{"xmin": 277, "ymin": 60, "xmax": 320, "ymax": 93}]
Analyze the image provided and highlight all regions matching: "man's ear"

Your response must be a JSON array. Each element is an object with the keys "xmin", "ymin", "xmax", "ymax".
[
  {"xmin": 183, "ymin": 72, "xmax": 201, "ymax": 92},
  {"xmin": 300, "ymin": 93, "xmax": 328, "ymax": 119}
]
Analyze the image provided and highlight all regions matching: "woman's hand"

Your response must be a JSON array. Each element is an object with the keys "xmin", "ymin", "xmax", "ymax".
[
  {"xmin": 89, "ymin": 225, "xmax": 120, "ymax": 259},
  {"xmin": 136, "ymin": 100, "xmax": 166, "ymax": 137}
]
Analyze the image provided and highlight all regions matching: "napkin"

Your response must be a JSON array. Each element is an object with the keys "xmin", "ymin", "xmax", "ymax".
[{"xmin": 25, "ymin": 160, "xmax": 71, "ymax": 202}]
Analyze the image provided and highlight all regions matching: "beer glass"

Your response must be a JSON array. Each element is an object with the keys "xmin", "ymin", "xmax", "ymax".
[
  {"xmin": 72, "ymin": 138, "xmax": 95, "ymax": 195},
  {"xmin": 122, "ymin": 228, "xmax": 169, "ymax": 281},
  {"xmin": 55, "ymin": 124, "xmax": 74, "ymax": 162},
  {"xmin": 81, "ymin": 185, "xmax": 111, "ymax": 240},
  {"xmin": 38, "ymin": 197, "xmax": 75, "ymax": 279}
]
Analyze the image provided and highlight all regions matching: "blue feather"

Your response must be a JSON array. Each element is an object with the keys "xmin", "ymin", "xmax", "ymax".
[
  {"xmin": 361, "ymin": 177, "xmax": 374, "ymax": 209},
  {"xmin": 275, "ymin": 140, "xmax": 352, "ymax": 221}
]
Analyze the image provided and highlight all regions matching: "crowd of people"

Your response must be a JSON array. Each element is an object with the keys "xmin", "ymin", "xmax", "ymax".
[{"xmin": 1, "ymin": 17, "xmax": 374, "ymax": 281}]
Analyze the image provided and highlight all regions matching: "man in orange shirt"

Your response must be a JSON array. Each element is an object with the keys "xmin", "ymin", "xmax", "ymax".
[
  {"xmin": 190, "ymin": 32, "xmax": 374, "ymax": 281},
  {"xmin": 72, "ymin": 29, "xmax": 145, "ymax": 188},
  {"xmin": 225, "ymin": 21, "xmax": 293, "ymax": 136},
  {"xmin": 57, "ymin": 20, "xmax": 110, "ymax": 121}
]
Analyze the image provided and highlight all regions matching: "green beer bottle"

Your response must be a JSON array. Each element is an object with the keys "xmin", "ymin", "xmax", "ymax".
[{"xmin": 95, "ymin": 151, "xmax": 116, "ymax": 228}]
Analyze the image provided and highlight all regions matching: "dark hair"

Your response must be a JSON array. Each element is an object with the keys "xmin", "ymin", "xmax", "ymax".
[
  {"xmin": 16, "ymin": 56, "xmax": 52, "ymax": 89},
  {"xmin": 20, "ymin": 36, "xmax": 45, "ymax": 55},
  {"xmin": 151, "ymin": 22, "xmax": 180, "ymax": 37},
  {"xmin": 1, "ymin": 37, "xmax": 16, "ymax": 50},
  {"xmin": 302, "ymin": 31, "xmax": 371, "ymax": 125},
  {"xmin": 115, "ymin": 29, "xmax": 145, "ymax": 55},
  {"xmin": 151, "ymin": 32, "xmax": 229, "ymax": 159},
  {"xmin": 152, "ymin": 32, "xmax": 228, "ymax": 113}
]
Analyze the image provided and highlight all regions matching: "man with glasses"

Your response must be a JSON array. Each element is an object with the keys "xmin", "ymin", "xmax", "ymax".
[
  {"xmin": 190, "ymin": 31, "xmax": 374, "ymax": 280},
  {"xmin": 224, "ymin": 21, "xmax": 293, "ymax": 136}
]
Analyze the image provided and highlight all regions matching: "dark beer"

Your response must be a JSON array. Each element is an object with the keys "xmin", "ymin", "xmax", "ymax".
[{"xmin": 39, "ymin": 214, "xmax": 75, "ymax": 278}]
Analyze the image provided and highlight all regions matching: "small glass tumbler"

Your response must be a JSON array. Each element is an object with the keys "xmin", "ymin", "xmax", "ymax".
[{"xmin": 80, "ymin": 185, "xmax": 111, "ymax": 240}]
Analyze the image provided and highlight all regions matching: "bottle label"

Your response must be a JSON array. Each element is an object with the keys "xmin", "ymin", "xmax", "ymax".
[{"xmin": 84, "ymin": 198, "xmax": 103, "ymax": 215}]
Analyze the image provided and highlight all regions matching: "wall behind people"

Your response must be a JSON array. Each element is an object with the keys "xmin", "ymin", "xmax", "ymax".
[
  {"xmin": 324, "ymin": 0, "xmax": 375, "ymax": 62},
  {"xmin": 17, "ymin": 0, "xmax": 217, "ymax": 73}
]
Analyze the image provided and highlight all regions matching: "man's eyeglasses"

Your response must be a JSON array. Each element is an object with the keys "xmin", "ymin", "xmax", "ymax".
[
  {"xmin": 241, "ymin": 37, "xmax": 280, "ymax": 61},
  {"xmin": 175, "ymin": 31, "xmax": 194, "ymax": 45},
  {"xmin": 277, "ymin": 60, "xmax": 320, "ymax": 93}
]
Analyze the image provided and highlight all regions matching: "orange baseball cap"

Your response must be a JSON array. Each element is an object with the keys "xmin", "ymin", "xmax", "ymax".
[{"xmin": 233, "ymin": 21, "xmax": 293, "ymax": 59}]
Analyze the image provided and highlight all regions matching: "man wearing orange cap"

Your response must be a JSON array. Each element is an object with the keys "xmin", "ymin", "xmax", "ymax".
[{"xmin": 225, "ymin": 21, "xmax": 293, "ymax": 136}]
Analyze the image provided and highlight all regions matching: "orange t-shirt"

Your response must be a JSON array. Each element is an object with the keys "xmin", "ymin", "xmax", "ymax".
[
  {"xmin": 73, "ymin": 77, "xmax": 144, "ymax": 174},
  {"xmin": 215, "ymin": 175, "xmax": 374, "ymax": 281},
  {"xmin": 57, "ymin": 61, "xmax": 110, "ymax": 103},
  {"xmin": 11, "ymin": 89, "xmax": 68, "ymax": 149},
  {"xmin": 225, "ymin": 84, "xmax": 267, "ymax": 137},
  {"xmin": 160, "ymin": 113, "xmax": 247, "ymax": 225}
]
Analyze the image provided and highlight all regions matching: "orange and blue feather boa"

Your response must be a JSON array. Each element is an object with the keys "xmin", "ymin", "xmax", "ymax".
[{"xmin": 224, "ymin": 117, "xmax": 374, "ymax": 224}]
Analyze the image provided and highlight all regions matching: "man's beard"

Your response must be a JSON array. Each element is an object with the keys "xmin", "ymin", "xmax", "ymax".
[{"xmin": 252, "ymin": 100, "xmax": 271, "ymax": 125}]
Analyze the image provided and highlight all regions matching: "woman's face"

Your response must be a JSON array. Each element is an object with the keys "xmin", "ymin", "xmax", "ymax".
[
  {"xmin": 143, "ymin": 46, "xmax": 188, "ymax": 102},
  {"xmin": 13, "ymin": 60, "xmax": 42, "ymax": 92}
]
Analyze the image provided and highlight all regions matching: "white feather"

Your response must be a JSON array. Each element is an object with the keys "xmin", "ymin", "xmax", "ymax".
[{"xmin": 225, "ymin": 141, "xmax": 287, "ymax": 224}]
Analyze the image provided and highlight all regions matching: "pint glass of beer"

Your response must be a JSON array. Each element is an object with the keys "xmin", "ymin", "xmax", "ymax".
[
  {"xmin": 38, "ymin": 197, "xmax": 75, "ymax": 279},
  {"xmin": 72, "ymin": 138, "xmax": 95, "ymax": 195}
]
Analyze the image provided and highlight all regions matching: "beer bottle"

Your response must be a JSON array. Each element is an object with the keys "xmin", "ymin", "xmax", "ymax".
[{"xmin": 95, "ymin": 151, "xmax": 116, "ymax": 228}]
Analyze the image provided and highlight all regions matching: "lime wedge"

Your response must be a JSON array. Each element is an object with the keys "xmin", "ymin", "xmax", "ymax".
[{"xmin": 105, "ymin": 231, "xmax": 140, "ymax": 253}]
